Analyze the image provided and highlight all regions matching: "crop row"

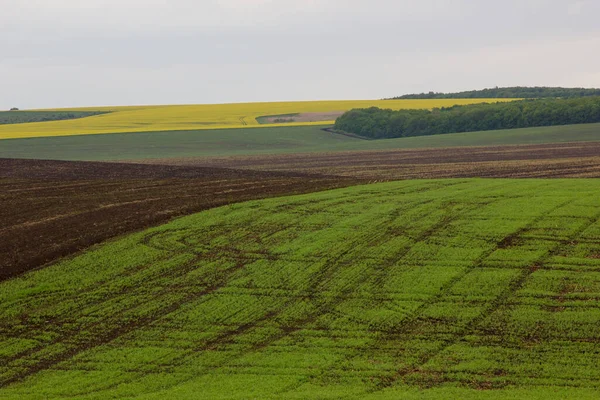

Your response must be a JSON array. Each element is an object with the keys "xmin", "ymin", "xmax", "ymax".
[{"xmin": 1, "ymin": 179, "xmax": 600, "ymax": 399}]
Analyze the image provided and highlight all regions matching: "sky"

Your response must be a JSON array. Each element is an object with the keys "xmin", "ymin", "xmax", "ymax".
[{"xmin": 2, "ymin": 0, "xmax": 600, "ymax": 109}]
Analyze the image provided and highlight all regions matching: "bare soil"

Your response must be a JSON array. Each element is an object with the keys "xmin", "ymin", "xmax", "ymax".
[
  {"xmin": 0, "ymin": 159, "xmax": 361, "ymax": 281},
  {"xmin": 139, "ymin": 141, "xmax": 600, "ymax": 179},
  {"xmin": 6, "ymin": 140, "xmax": 600, "ymax": 280}
]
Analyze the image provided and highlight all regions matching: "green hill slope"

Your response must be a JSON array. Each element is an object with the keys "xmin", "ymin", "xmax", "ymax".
[
  {"xmin": 1, "ymin": 123, "xmax": 600, "ymax": 161},
  {"xmin": 2, "ymin": 179, "xmax": 600, "ymax": 399}
]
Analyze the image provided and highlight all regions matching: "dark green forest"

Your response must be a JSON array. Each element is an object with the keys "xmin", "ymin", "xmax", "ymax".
[
  {"xmin": 390, "ymin": 87, "xmax": 600, "ymax": 100},
  {"xmin": 334, "ymin": 97, "xmax": 600, "ymax": 139},
  {"xmin": 0, "ymin": 111, "xmax": 109, "ymax": 125}
]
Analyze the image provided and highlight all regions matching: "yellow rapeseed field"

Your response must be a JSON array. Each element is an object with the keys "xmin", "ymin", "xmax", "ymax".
[{"xmin": 0, "ymin": 99, "xmax": 514, "ymax": 140}]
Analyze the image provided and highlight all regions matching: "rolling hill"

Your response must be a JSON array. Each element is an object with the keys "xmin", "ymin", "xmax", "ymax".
[
  {"xmin": 2, "ymin": 179, "xmax": 600, "ymax": 399},
  {"xmin": 0, "ymin": 99, "xmax": 511, "ymax": 140},
  {"xmin": 1, "ymin": 123, "xmax": 599, "ymax": 161}
]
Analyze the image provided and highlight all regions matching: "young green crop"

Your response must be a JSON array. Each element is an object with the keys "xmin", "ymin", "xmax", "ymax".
[
  {"xmin": 2, "ymin": 179, "xmax": 600, "ymax": 399},
  {"xmin": 2, "ymin": 122, "xmax": 600, "ymax": 162}
]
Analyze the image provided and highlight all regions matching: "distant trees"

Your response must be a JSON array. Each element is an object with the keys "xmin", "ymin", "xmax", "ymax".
[
  {"xmin": 389, "ymin": 87, "xmax": 600, "ymax": 100},
  {"xmin": 334, "ymin": 97, "xmax": 600, "ymax": 139},
  {"xmin": 0, "ymin": 110, "xmax": 108, "ymax": 125}
]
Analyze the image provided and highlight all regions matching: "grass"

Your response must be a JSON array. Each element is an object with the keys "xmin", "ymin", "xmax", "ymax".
[
  {"xmin": 0, "ymin": 99, "xmax": 510, "ymax": 140},
  {"xmin": 2, "ymin": 179, "xmax": 600, "ymax": 398},
  {"xmin": 1, "ymin": 122, "xmax": 600, "ymax": 161},
  {"xmin": 0, "ymin": 126, "xmax": 355, "ymax": 161}
]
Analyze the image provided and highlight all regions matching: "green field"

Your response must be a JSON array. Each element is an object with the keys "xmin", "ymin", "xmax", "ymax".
[
  {"xmin": 1, "ymin": 123, "xmax": 600, "ymax": 161},
  {"xmin": 2, "ymin": 179, "xmax": 600, "ymax": 399}
]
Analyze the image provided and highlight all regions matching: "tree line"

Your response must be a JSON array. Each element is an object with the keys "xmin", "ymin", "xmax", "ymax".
[
  {"xmin": 0, "ymin": 111, "xmax": 108, "ymax": 125},
  {"xmin": 334, "ymin": 97, "xmax": 600, "ymax": 139},
  {"xmin": 389, "ymin": 87, "xmax": 600, "ymax": 100}
]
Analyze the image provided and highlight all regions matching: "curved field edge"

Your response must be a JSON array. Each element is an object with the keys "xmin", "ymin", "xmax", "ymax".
[
  {"xmin": 0, "ymin": 158, "xmax": 360, "ymax": 280},
  {"xmin": 0, "ymin": 99, "xmax": 514, "ymax": 140},
  {"xmin": 2, "ymin": 179, "xmax": 600, "ymax": 399},
  {"xmin": 1, "ymin": 123, "xmax": 600, "ymax": 162}
]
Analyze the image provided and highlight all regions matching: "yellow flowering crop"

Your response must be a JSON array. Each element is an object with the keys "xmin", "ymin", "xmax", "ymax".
[{"xmin": 0, "ymin": 99, "xmax": 514, "ymax": 140}]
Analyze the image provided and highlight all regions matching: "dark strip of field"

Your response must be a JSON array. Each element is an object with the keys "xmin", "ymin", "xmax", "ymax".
[
  {"xmin": 1, "ymin": 123, "xmax": 600, "ymax": 161},
  {"xmin": 5, "ymin": 140, "xmax": 600, "ymax": 281},
  {"xmin": 0, "ymin": 159, "xmax": 361, "ymax": 281},
  {"xmin": 0, "ymin": 110, "xmax": 109, "ymax": 125},
  {"xmin": 141, "ymin": 141, "xmax": 600, "ymax": 179}
]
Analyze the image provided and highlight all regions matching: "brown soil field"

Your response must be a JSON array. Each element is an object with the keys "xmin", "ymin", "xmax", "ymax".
[
  {"xmin": 0, "ymin": 159, "xmax": 361, "ymax": 281},
  {"xmin": 138, "ymin": 141, "xmax": 600, "ymax": 179},
  {"xmin": 6, "ymin": 141, "xmax": 600, "ymax": 281}
]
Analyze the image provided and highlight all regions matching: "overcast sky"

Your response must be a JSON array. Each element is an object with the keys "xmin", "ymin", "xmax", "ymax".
[{"xmin": 2, "ymin": 0, "xmax": 600, "ymax": 109}]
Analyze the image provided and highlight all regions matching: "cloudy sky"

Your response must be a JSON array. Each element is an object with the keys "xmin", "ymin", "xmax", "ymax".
[{"xmin": 2, "ymin": 0, "xmax": 599, "ymax": 109}]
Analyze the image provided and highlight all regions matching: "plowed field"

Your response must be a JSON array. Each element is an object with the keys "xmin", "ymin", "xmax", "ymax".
[
  {"xmin": 2, "ymin": 180, "xmax": 600, "ymax": 399},
  {"xmin": 0, "ymin": 159, "xmax": 360, "ymax": 280},
  {"xmin": 145, "ymin": 141, "xmax": 600, "ymax": 179}
]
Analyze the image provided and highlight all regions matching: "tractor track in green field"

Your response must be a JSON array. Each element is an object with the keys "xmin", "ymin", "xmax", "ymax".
[
  {"xmin": 106, "ymin": 186, "xmax": 463, "ymax": 393},
  {"xmin": 366, "ymin": 194, "xmax": 600, "ymax": 393},
  {"xmin": 2, "ymin": 194, "xmax": 373, "ymax": 390},
  {"xmin": 4, "ymin": 180, "xmax": 600, "ymax": 398},
  {"xmin": 1, "ymin": 228, "xmax": 271, "ymax": 386},
  {"xmin": 335, "ymin": 201, "xmax": 495, "ymax": 392},
  {"xmin": 1, "ymin": 191, "xmax": 373, "ymax": 383},
  {"xmin": 201, "ymin": 182, "xmax": 483, "ymax": 391},
  {"xmin": 167, "ymin": 181, "xmax": 514, "ymax": 392},
  {"xmin": 0, "ymin": 260, "xmax": 245, "ymax": 386},
  {"xmin": 323, "ymin": 184, "xmax": 506, "ymax": 341},
  {"xmin": 123, "ymin": 196, "xmax": 403, "ymax": 392}
]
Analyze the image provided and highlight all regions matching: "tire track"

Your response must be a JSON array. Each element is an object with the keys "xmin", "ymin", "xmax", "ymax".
[
  {"xmin": 367, "ymin": 195, "xmax": 600, "ymax": 392},
  {"xmin": 128, "ymin": 194, "xmax": 424, "ymax": 394},
  {"xmin": 1, "ymin": 224, "xmax": 279, "ymax": 387}
]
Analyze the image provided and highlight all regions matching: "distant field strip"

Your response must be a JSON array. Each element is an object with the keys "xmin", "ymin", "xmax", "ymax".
[
  {"xmin": 0, "ymin": 99, "xmax": 512, "ymax": 139},
  {"xmin": 2, "ymin": 123, "xmax": 599, "ymax": 161},
  {"xmin": 163, "ymin": 141, "xmax": 600, "ymax": 180},
  {"xmin": 2, "ymin": 180, "xmax": 600, "ymax": 399}
]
